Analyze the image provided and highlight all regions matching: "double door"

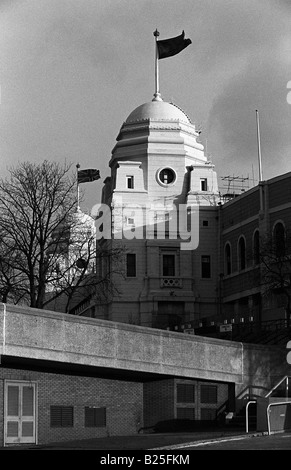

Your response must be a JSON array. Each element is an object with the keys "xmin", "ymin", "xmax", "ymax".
[{"xmin": 4, "ymin": 381, "xmax": 37, "ymax": 445}]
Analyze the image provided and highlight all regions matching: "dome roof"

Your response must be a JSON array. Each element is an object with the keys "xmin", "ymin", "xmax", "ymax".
[{"xmin": 125, "ymin": 100, "xmax": 190, "ymax": 124}]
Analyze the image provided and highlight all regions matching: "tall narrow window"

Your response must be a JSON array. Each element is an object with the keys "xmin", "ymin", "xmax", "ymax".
[
  {"xmin": 126, "ymin": 253, "xmax": 136, "ymax": 277},
  {"xmin": 200, "ymin": 178, "xmax": 207, "ymax": 191},
  {"xmin": 225, "ymin": 243, "xmax": 232, "ymax": 275},
  {"xmin": 238, "ymin": 236, "xmax": 246, "ymax": 271},
  {"xmin": 201, "ymin": 255, "xmax": 211, "ymax": 278},
  {"xmin": 162, "ymin": 254, "xmax": 175, "ymax": 277},
  {"xmin": 273, "ymin": 222, "xmax": 285, "ymax": 257},
  {"xmin": 126, "ymin": 176, "xmax": 134, "ymax": 189},
  {"xmin": 253, "ymin": 230, "xmax": 260, "ymax": 265}
]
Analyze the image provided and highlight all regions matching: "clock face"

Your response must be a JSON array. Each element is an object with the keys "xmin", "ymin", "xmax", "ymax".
[{"xmin": 158, "ymin": 168, "xmax": 176, "ymax": 186}]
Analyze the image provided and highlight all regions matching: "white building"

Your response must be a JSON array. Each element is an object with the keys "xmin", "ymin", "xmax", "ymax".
[{"xmin": 94, "ymin": 95, "xmax": 221, "ymax": 328}]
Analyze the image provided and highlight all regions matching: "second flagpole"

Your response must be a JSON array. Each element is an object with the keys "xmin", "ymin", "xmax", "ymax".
[
  {"xmin": 76, "ymin": 163, "xmax": 80, "ymax": 211},
  {"xmin": 153, "ymin": 29, "xmax": 162, "ymax": 101}
]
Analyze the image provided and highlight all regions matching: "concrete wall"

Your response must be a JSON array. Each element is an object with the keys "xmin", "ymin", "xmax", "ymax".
[{"xmin": 0, "ymin": 303, "xmax": 289, "ymax": 395}]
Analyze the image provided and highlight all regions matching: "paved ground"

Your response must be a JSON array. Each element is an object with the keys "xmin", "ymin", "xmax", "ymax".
[
  {"xmin": 183, "ymin": 432, "xmax": 291, "ymax": 450},
  {"xmin": 1, "ymin": 427, "xmax": 264, "ymax": 451}
]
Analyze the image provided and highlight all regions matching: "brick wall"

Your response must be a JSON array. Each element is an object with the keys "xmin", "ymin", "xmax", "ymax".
[
  {"xmin": 143, "ymin": 379, "xmax": 175, "ymax": 428},
  {"xmin": 221, "ymin": 188, "xmax": 260, "ymax": 231},
  {"xmin": 196, "ymin": 380, "xmax": 229, "ymax": 420},
  {"xmin": 268, "ymin": 174, "xmax": 291, "ymax": 209},
  {"xmin": 143, "ymin": 378, "xmax": 229, "ymax": 428},
  {"xmin": 0, "ymin": 366, "xmax": 143, "ymax": 447}
]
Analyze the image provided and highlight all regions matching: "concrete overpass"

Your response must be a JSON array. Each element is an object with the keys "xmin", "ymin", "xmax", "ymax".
[
  {"xmin": 0, "ymin": 304, "xmax": 290, "ymax": 392},
  {"xmin": 0, "ymin": 303, "xmax": 289, "ymax": 394}
]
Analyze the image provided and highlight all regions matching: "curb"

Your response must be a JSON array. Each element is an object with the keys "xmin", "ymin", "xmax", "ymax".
[{"xmin": 149, "ymin": 432, "xmax": 265, "ymax": 450}]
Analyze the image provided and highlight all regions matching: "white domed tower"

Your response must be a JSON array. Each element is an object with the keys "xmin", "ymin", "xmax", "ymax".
[
  {"xmin": 97, "ymin": 92, "xmax": 220, "ymax": 329},
  {"xmin": 103, "ymin": 96, "xmax": 219, "ymax": 209}
]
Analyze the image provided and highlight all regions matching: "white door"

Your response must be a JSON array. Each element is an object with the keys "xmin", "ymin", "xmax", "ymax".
[{"xmin": 4, "ymin": 381, "xmax": 37, "ymax": 445}]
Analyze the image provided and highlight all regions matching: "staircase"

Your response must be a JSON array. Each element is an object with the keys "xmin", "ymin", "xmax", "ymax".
[{"xmin": 226, "ymin": 376, "xmax": 291, "ymax": 432}]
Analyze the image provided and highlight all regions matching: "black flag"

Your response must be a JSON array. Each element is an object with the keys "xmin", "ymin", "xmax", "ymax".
[
  {"xmin": 77, "ymin": 169, "xmax": 100, "ymax": 184},
  {"xmin": 157, "ymin": 31, "xmax": 192, "ymax": 59}
]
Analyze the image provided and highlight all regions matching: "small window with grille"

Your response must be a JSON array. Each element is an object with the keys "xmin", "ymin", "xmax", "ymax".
[
  {"xmin": 177, "ymin": 384, "xmax": 195, "ymax": 403},
  {"xmin": 200, "ymin": 385, "xmax": 217, "ymax": 404},
  {"xmin": 85, "ymin": 407, "xmax": 106, "ymax": 427},
  {"xmin": 176, "ymin": 408, "xmax": 195, "ymax": 420},
  {"xmin": 50, "ymin": 406, "xmax": 74, "ymax": 427}
]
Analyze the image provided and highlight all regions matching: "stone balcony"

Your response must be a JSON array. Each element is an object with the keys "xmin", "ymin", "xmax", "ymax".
[{"xmin": 160, "ymin": 277, "xmax": 183, "ymax": 288}]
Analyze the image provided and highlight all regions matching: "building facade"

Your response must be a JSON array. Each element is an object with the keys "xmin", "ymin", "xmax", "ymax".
[
  {"xmin": 0, "ymin": 304, "xmax": 289, "ymax": 447},
  {"xmin": 91, "ymin": 96, "xmax": 221, "ymax": 329},
  {"xmin": 74, "ymin": 95, "xmax": 291, "ymax": 335},
  {"xmin": 219, "ymin": 172, "xmax": 291, "ymax": 328}
]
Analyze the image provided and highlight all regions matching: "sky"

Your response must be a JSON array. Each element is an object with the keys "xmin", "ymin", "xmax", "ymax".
[{"xmin": 1, "ymin": 0, "xmax": 291, "ymax": 213}]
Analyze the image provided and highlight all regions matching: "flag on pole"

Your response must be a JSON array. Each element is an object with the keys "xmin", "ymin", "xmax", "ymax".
[
  {"xmin": 157, "ymin": 31, "xmax": 192, "ymax": 59},
  {"xmin": 77, "ymin": 169, "xmax": 100, "ymax": 184}
]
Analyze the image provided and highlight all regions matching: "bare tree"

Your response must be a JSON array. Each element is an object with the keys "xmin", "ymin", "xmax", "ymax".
[
  {"xmin": 0, "ymin": 160, "xmax": 124, "ymax": 311},
  {"xmin": 63, "ymin": 242, "xmax": 125, "ymax": 315},
  {"xmin": 258, "ymin": 227, "xmax": 291, "ymax": 328}
]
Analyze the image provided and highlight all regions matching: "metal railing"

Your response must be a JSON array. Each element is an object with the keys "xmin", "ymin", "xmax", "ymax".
[
  {"xmin": 266, "ymin": 401, "xmax": 291, "ymax": 435},
  {"xmin": 265, "ymin": 375, "xmax": 290, "ymax": 398},
  {"xmin": 245, "ymin": 400, "xmax": 257, "ymax": 433},
  {"xmin": 245, "ymin": 377, "xmax": 291, "ymax": 434}
]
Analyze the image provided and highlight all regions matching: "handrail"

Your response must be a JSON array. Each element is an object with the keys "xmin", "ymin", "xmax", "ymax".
[
  {"xmin": 246, "ymin": 400, "xmax": 256, "ymax": 433},
  {"xmin": 265, "ymin": 375, "xmax": 290, "ymax": 398},
  {"xmin": 266, "ymin": 400, "xmax": 291, "ymax": 435}
]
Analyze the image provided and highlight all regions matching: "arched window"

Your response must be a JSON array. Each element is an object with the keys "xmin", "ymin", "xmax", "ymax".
[
  {"xmin": 273, "ymin": 222, "xmax": 285, "ymax": 257},
  {"xmin": 238, "ymin": 236, "xmax": 246, "ymax": 271},
  {"xmin": 253, "ymin": 230, "xmax": 260, "ymax": 265},
  {"xmin": 224, "ymin": 243, "xmax": 232, "ymax": 275}
]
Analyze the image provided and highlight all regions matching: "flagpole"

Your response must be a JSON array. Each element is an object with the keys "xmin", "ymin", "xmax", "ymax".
[
  {"xmin": 256, "ymin": 110, "xmax": 264, "ymax": 213},
  {"xmin": 255, "ymin": 110, "xmax": 263, "ymax": 182},
  {"xmin": 153, "ymin": 29, "xmax": 162, "ymax": 101},
  {"xmin": 76, "ymin": 163, "xmax": 80, "ymax": 211}
]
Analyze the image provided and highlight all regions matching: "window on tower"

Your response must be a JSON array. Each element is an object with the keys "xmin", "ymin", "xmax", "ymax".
[
  {"xmin": 126, "ymin": 176, "xmax": 134, "ymax": 189},
  {"xmin": 200, "ymin": 178, "xmax": 208, "ymax": 191},
  {"xmin": 158, "ymin": 168, "xmax": 176, "ymax": 185},
  {"xmin": 201, "ymin": 255, "xmax": 211, "ymax": 278},
  {"xmin": 162, "ymin": 254, "xmax": 176, "ymax": 277},
  {"xmin": 126, "ymin": 253, "xmax": 136, "ymax": 277},
  {"xmin": 225, "ymin": 243, "xmax": 232, "ymax": 275},
  {"xmin": 273, "ymin": 222, "xmax": 285, "ymax": 257},
  {"xmin": 238, "ymin": 236, "xmax": 246, "ymax": 271}
]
